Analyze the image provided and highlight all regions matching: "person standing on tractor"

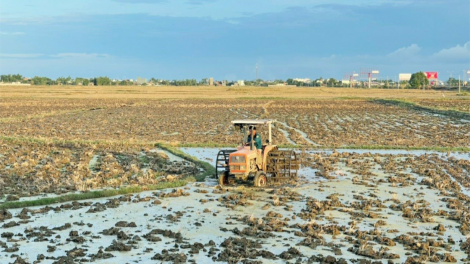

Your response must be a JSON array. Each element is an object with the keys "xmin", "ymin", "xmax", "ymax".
[
  {"xmin": 246, "ymin": 126, "xmax": 262, "ymax": 149},
  {"xmin": 246, "ymin": 126, "xmax": 262, "ymax": 168}
]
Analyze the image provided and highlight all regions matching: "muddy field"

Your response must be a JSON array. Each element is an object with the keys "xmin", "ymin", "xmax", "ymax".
[
  {"xmin": 0, "ymin": 138, "xmax": 197, "ymax": 201},
  {"xmin": 1, "ymin": 92, "xmax": 469, "ymax": 263},
  {"xmin": 413, "ymin": 99, "xmax": 470, "ymax": 112},
  {"xmin": 1, "ymin": 150, "xmax": 470, "ymax": 263},
  {"xmin": 1, "ymin": 99, "xmax": 469, "ymax": 148}
]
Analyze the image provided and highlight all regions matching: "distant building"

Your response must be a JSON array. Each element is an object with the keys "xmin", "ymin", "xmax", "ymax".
[
  {"xmin": 136, "ymin": 77, "xmax": 147, "ymax": 85},
  {"xmin": 209, "ymin": 77, "xmax": 214, "ymax": 86},
  {"xmin": 398, "ymin": 73, "xmax": 412, "ymax": 82},
  {"xmin": 294, "ymin": 78, "xmax": 310, "ymax": 83},
  {"xmin": 341, "ymin": 80, "xmax": 359, "ymax": 85},
  {"xmin": 237, "ymin": 80, "xmax": 245, "ymax": 86}
]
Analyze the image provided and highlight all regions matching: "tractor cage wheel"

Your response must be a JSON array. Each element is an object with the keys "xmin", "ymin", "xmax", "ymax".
[
  {"xmin": 215, "ymin": 149, "xmax": 236, "ymax": 179},
  {"xmin": 265, "ymin": 150, "xmax": 299, "ymax": 183}
]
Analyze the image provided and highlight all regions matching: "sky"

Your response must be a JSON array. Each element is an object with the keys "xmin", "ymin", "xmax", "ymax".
[{"xmin": 0, "ymin": 0, "xmax": 469, "ymax": 81}]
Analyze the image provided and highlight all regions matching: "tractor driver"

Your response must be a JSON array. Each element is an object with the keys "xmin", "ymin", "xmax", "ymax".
[{"xmin": 246, "ymin": 126, "xmax": 262, "ymax": 150}]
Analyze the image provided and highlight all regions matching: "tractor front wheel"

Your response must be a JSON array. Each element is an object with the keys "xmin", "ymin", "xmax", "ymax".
[{"xmin": 254, "ymin": 172, "xmax": 267, "ymax": 187}]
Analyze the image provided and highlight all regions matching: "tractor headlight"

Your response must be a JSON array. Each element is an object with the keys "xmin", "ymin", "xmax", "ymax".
[{"xmin": 240, "ymin": 165, "xmax": 246, "ymax": 170}]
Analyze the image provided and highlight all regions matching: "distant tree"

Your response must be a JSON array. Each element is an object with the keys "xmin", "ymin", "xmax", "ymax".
[
  {"xmin": 93, "ymin": 76, "xmax": 112, "ymax": 86},
  {"xmin": 149, "ymin": 77, "xmax": 158, "ymax": 84},
  {"xmin": 31, "ymin": 76, "xmax": 53, "ymax": 85},
  {"xmin": 254, "ymin": 79, "xmax": 264, "ymax": 86},
  {"xmin": 74, "ymin": 77, "xmax": 88, "ymax": 85},
  {"xmin": 286, "ymin": 79, "xmax": 294, "ymax": 85},
  {"xmin": 447, "ymin": 77, "xmax": 459, "ymax": 86},
  {"xmin": 118, "ymin": 80, "xmax": 134, "ymax": 86},
  {"xmin": 199, "ymin": 78, "xmax": 208, "ymax": 85},
  {"xmin": 409, "ymin": 72, "xmax": 429, "ymax": 89},
  {"xmin": 327, "ymin": 78, "xmax": 336, "ymax": 87},
  {"xmin": 56, "ymin": 76, "xmax": 72, "ymax": 85},
  {"xmin": 1, "ymin": 74, "xmax": 23, "ymax": 83},
  {"xmin": 172, "ymin": 79, "xmax": 197, "ymax": 86}
]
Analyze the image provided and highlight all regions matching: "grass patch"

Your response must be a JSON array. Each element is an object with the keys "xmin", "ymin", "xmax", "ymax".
[
  {"xmin": 373, "ymin": 99, "xmax": 470, "ymax": 120},
  {"xmin": 0, "ymin": 179, "xmax": 191, "ymax": 210},
  {"xmin": 177, "ymin": 142, "xmax": 238, "ymax": 148},
  {"xmin": 155, "ymin": 143, "xmax": 215, "ymax": 182}
]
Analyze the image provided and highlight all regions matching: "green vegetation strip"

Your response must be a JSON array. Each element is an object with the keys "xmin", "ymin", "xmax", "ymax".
[
  {"xmin": 0, "ymin": 179, "xmax": 192, "ymax": 210},
  {"xmin": 373, "ymin": 99, "xmax": 470, "ymax": 120},
  {"xmin": 456, "ymin": 92, "xmax": 470, "ymax": 97},
  {"xmin": 155, "ymin": 143, "xmax": 215, "ymax": 182},
  {"xmin": 0, "ymin": 137, "xmax": 215, "ymax": 209}
]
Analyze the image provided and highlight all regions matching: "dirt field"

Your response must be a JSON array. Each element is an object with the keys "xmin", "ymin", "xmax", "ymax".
[
  {"xmin": 1, "ymin": 85, "xmax": 467, "ymax": 99},
  {"xmin": 1, "ymin": 97, "xmax": 469, "ymax": 149}
]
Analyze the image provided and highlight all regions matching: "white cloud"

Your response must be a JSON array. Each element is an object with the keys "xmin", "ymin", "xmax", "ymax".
[
  {"xmin": 431, "ymin": 42, "xmax": 470, "ymax": 62},
  {"xmin": 387, "ymin": 44, "xmax": 421, "ymax": 58}
]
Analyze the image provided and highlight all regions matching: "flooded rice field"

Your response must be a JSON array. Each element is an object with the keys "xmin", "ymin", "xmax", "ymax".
[{"xmin": 1, "ymin": 148, "xmax": 470, "ymax": 263}]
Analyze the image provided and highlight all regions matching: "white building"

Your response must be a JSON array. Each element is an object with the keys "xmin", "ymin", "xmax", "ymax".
[{"xmin": 293, "ymin": 78, "xmax": 310, "ymax": 83}]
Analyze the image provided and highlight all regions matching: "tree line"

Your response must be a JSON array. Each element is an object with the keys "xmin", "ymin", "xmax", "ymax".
[{"xmin": 0, "ymin": 73, "xmax": 462, "ymax": 88}]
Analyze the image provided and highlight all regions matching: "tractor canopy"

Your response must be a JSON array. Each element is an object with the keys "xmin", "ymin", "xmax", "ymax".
[
  {"xmin": 231, "ymin": 119, "xmax": 275, "ymax": 127},
  {"xmin": 231, "ymin": 119, "xmax": 275, "ymax": 145}
]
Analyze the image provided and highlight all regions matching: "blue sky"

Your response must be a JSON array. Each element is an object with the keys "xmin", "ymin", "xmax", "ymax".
[{"xmin": 0, "ymin": 0, "xmax": 469, "ymax": 81}]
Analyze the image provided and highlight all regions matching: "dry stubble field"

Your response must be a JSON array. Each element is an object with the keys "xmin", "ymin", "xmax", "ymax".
[{"xmin": 0, "ymin": 86, "xmax": 470, "ymax": 263}]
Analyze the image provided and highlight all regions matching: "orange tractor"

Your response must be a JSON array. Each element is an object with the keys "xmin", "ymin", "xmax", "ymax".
[{"xmin": 216, "ymin": 119, "xmax": 299, "ymax": 187}]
